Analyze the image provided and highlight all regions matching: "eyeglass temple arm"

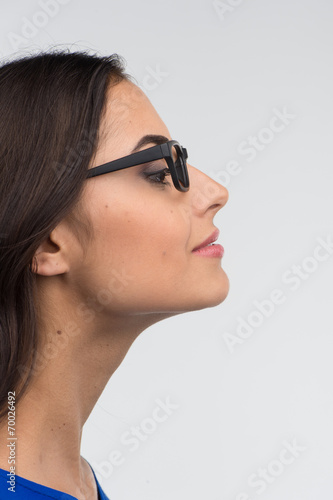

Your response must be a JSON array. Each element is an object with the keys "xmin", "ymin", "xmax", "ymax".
[{"xmin": 86, "ymin": 147, "xmax": 166, "ymax": 178}]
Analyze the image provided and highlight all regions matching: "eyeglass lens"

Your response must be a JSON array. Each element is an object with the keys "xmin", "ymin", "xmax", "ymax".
[{"xmin": 172, "ymin": 144, "xmax": 187, "ymax": 188}]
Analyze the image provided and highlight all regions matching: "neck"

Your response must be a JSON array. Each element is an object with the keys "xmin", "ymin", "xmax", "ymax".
[{"xmin": 0, "ymin": 284, "xmax": 173, "ymax": 497}]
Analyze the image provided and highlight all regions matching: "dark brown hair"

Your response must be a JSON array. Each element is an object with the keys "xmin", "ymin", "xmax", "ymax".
[{"xmin": 0, "ymin": 49, "xmax": 129, "ymax": 420}]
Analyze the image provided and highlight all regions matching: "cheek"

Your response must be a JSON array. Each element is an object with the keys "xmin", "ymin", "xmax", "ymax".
[
  {"xmin": 91, "ymin": 194, "xmax": 191, "ymax": 297},
  {"xmin": 108, "ymin": 206, "xmax": 187, "ymax": 266}
]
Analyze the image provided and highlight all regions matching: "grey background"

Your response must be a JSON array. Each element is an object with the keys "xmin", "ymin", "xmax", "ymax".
[{"xmin": 1, "ymin": 0, "xmax": 332, "ymax": 498}]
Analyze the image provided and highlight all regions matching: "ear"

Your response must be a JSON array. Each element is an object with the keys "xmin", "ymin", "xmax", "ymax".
[{"xmin": 31, "ymin": 225, "xmax": 74, "ymax": 276}]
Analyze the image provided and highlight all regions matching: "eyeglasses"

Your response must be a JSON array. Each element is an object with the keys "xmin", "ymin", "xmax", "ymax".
[{"xmin": 86, "ymin": 139, "xmax": 190, "ymax": 192}]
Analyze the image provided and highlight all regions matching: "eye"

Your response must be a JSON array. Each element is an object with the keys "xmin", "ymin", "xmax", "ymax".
[{"xmin": 144, "ymin": 167, "xmax": 172, "ymax": 187}]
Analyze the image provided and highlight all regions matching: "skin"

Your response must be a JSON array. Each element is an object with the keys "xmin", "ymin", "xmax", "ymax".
[{"xmin": 0, "ymin": 79, "xmax": 229, "ymax": 499}]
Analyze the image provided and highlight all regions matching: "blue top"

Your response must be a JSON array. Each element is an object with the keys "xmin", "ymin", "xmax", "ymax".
[{"xmin": 0, "ymin": 461, "xmax": 109, "ymax": 499}]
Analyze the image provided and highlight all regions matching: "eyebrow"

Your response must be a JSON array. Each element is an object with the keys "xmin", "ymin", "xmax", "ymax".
[{"xmin": 130, "ymin": 134, "xmax": 170, "ymax": 153}]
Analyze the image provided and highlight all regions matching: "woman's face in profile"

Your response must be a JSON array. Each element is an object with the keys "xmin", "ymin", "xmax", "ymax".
[{"xmin": 72, "ymin": 79, "xmax": 229, "ymax": 316}]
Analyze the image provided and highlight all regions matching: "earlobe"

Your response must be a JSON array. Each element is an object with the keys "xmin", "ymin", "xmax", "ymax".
[{"xmin": 31, "ymin": 234, "xmax": 70, "ymax": 276}]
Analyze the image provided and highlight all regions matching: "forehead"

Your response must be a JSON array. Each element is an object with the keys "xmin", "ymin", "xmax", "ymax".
[{"xmin": 99, "ymin": 79, "xmax": 170, "ymax": 155}]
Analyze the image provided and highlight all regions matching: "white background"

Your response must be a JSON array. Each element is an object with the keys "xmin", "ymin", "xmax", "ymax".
[{"xmin": 1, "ymin": 0, "xmax": 332, "ymax": 498}]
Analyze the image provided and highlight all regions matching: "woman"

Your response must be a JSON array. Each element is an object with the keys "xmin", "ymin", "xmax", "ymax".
[{"xmin": 0, "ymin": 50, "xmax": 229, "ymax": 499}]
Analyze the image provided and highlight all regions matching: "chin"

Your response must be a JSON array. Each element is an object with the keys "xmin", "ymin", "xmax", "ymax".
[
  {"xmin": 203, "ymin": 272, "xmax": 229, "ymax": 308},
  {"xmin": 194, "ymin": 289, "xmax": 229, "ymax": 311},
  {"xmin": 181, "ymin": 272, "xmax": 230, "ymax": 312}
]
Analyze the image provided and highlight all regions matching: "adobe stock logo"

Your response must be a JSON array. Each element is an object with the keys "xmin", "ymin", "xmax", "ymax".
[
  {"xmin": 7, "ymin": 0, "xmax": 71, "ymax": 51},
  {"xmin": 208, "ymin": 107, "xmax": 296, "ymax": 187},
  {"xmin": 213, "ymin": 0, "xmax": 245, "ymax": 22},
  {"xmin": 223, "ymin": 235, "xmax": 333, "ymax": 354},
  {"xmin": 237, "ymin": 107, "xmax": 296, "ymax": 162},
  {"xmin": 141, "ymin": 64, "xmax": 169, "ymax": 92},
  {"xmin": 231, "ymin": 438, "xmax": 307, "ymax": 499},
  {"xmin": 91, "ymin": 396, "xmax": 179, "ymax": 481}
]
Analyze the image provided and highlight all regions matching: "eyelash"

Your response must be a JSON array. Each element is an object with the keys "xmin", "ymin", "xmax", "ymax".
[{"xmin": 144, "ymin": 167, "xmax": 172, "ymax": 186}]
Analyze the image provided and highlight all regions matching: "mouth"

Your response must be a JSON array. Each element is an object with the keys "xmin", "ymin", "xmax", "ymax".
[
  {"xmin": 192, "ymin": 229, "xmax": 220, "ymax": 251},
  {"xmin": 192, "ymin": 228, "xmax": 224, "ymax": 258}
]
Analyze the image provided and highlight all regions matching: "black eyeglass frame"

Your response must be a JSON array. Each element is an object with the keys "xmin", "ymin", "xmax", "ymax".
[{"xmin": 86, "ymin": 140, "xmax": 190, "ymax": 192}]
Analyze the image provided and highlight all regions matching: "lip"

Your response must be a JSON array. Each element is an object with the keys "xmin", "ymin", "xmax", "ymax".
[
  {"xmin": 192, "ymin": 244, "xmax": 224, "ymax": 258},
  {"xmin": 192, "ymin": 229, "xmax": 220, "ymax": 252}
]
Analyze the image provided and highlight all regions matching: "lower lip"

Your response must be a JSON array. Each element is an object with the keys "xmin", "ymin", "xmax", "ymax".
[{"xmin": 192, "ymin": 244, "xmax": 224, "ymax": 258}]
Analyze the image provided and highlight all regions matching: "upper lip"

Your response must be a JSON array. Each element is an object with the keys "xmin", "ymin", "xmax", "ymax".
[{"xmin": 192, "ymin": 229, "xmax": 220, "ymax": 251}]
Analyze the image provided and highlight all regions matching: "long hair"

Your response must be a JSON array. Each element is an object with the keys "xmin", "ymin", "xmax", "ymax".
[{"xmin": 0, "ymin": 49, "xmax": 129, "ymax": 420}]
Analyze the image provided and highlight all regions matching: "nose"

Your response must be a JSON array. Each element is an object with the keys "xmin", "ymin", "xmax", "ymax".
[{"xmin": 187, "ymin": 164, "xmax": 229, "ymax": 215}]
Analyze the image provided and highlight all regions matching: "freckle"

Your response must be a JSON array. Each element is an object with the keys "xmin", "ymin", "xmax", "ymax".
[
  {"xmin": 57, "ymin": 330, "xmax": 62, "ymax": 335},
  {"xmin": 51, "ymin": 428, "xmax": 53, "ymax": 431},
  {"xmin": 105, "ymin": 205, "xmax": 108, "ymax": 208},
  {"xmin": 162, "ymin": 251, "xmax": 166, "ymax": 256},
  {"xmin": 63, "ymin": 423, "xmax": 66, "ymax": 426}
]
